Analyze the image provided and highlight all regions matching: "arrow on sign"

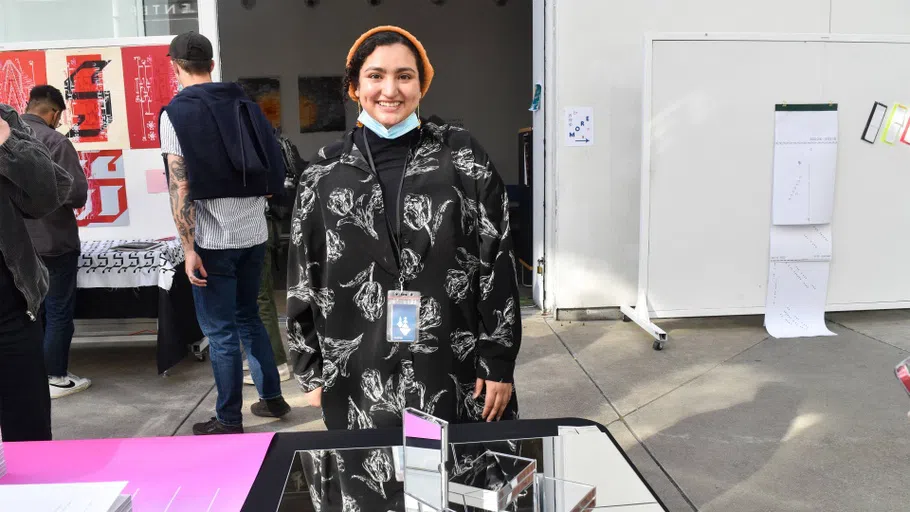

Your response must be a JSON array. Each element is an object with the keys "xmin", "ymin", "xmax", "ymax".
[{"xmin": 576, "ymin": 137, "xmax": 590, "ymax": 143}]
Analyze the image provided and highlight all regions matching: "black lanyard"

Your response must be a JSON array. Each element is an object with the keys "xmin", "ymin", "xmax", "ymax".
[{"xmin": 361, "ymin": 133, "xmax": 411, "ymax": 283}]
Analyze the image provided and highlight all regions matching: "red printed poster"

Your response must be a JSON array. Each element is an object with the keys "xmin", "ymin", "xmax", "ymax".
[
  {"xmin": 46, "ymin": 47, "xmax": 128, "ymax": 151},
  {"xmin": 75, "ymin": 150, "xmax": 130, "ymax": 228},
  {"xmin": 121, "ymin": 45, "xmax": 178, "ymax": 149},
  {"xmin": 65, "ymin": 54, "xmax": 114, "ymax": 144},
  {"xmin": 0, "ymin": 50, "xmax": 47, "ymax": 113}
]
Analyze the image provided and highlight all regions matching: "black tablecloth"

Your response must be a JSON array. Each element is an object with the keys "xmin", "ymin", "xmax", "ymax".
[
  {"xmin": 75, "ymin": 261, "xmax": 203, "ymax": 374},
  {"xmin": 243, "ymin": 418, "xmax": 667, "ymax": 512}
]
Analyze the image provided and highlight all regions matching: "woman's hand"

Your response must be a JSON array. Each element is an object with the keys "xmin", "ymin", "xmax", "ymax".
[
  {"xmin": 305, "ymin": 386, "xmax": 323, "ymax": 408},
  {"xmin": 475, "ymin": 379, "xmax": 513, "ymax": 422}
]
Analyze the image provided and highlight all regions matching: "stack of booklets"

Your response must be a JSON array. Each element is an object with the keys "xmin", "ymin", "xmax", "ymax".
[
  {"xmin": 109, "ymin": 494, "xmax": 133, "ymax": 512},
  {"xmin": 0, "ymin": 481, "xmax": 132, "ymax": 511},
  {"xmin": 0, "ymin": 437, "xmax": 6, "ymax": 480}
]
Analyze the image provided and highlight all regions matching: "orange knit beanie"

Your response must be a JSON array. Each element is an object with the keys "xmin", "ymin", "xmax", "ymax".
[{"xmin": 346, "ymin": 25, "xmax": 434, "ymax": 101}]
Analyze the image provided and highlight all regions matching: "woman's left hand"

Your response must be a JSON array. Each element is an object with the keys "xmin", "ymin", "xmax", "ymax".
[{"xmin": 475, "ymin": 379, "xmax": 513, "ymax": 422}]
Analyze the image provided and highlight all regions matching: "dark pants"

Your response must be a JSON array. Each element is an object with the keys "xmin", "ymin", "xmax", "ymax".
[
  {"xmin": 0, "ymin": 310, "xmax": 52, "ymax": 441},
  {"xmin": 258, "ymin": 216, "xmax": 287, "ymax": 365},
  {"xmin": 192, "ymin": 243, "xmax": 282, "ymax": 427},
  {"xmin": 40, "ymin": 251, "xmax": 79, "ymax": 377}
]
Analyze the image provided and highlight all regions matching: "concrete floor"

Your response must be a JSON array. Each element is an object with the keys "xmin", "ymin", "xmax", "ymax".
[{"xmin": 60, "ymin": 310, "xmax": 910, "ymax": 511}]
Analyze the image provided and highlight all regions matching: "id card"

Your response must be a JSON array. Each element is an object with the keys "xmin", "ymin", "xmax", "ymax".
[{"xmin": 387, "ymin": 290, "xmax": 421, "ymax": 342}]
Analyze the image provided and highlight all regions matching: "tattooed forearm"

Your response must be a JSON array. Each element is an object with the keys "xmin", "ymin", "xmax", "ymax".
[{"xmin": 167, "ymin": 155, "xmax": 196, "ymax": 252}]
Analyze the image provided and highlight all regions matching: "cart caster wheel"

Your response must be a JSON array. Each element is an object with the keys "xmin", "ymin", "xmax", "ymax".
[
  {"xmin": 653, "ymin": 340, "xmax": 665, "ymax": 351},
  {"xmin": 622, "ymin": 314, "xmax": 631, "ymax": 323},
  {"xmin": 194, "ymin": 352, "xmax": 207, "ymax": 362}
]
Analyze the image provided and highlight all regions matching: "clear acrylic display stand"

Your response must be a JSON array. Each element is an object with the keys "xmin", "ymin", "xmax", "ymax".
[
  {"xmin": 401, "ymin": 409, "xmax": 598, "ymax": 512},
  {"xmin": 403, "ymin": 408, "xmax": 450, "ymax": 511}
]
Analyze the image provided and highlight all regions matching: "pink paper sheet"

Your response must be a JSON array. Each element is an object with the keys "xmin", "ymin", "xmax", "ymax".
[
  {"xmin": 0, "ymin": 433, "xmax": 274, "ymax": 512},
  {"xmin": 146, "ymin": 168, "xmax": 168, "ymax": 194}
]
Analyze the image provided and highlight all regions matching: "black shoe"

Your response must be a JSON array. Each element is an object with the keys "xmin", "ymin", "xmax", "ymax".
[
  {"xmin": 192, "ymin": 417, "xmax": 244, "ymax": 435},
  {"xmin": 251, "ymin": 397, "xmax": 291, "ymax": 418}
]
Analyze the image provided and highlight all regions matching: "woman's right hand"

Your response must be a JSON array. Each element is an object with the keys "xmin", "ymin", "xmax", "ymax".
[{"xmin": 305, "ymin": 386, "xmax": 323, "ymax": 407}]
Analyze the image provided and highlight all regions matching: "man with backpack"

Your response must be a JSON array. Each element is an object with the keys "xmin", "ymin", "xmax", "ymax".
[{"xmin": 159, "ymin": 31, "xmax": 291, "ymax": 435}]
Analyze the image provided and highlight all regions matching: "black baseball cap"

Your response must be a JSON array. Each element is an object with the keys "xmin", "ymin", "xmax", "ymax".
[{"xmin": 167, "ymin": 31, "xmax": 213, "ymax": 61}]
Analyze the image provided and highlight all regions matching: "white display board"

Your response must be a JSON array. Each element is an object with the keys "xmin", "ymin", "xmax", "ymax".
[{"xmin": 623, "ymin": 34, "xmax": 910, "ymax": 341}]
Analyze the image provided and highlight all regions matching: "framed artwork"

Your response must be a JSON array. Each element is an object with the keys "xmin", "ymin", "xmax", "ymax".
[
  {"xmin": 237, "ymin": 77, "xmax": 281, "ymax": 130},
  {"xmin": 298, "ymin": 76, "xmax": 346, "ymax": 133}
]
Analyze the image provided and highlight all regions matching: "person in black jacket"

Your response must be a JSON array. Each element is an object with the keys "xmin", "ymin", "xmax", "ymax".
[
  {"xmin": 0, "ymin": 103, "xmax": 73, "ymax": 441},
  {"xmin": 22, "ymin": 85, "xmax": 91, "ymax": 399},
  {"xmin": 160, "ymin": 31, "xmax": 291, "ymax": 435}
]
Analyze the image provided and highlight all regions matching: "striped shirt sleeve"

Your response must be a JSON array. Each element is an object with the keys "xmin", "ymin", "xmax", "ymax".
[{"xmin": 159, "ymin": 111, "xmax": 183, "ymax": 157}]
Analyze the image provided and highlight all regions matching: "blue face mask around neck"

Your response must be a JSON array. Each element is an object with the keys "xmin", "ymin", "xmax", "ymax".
[{"xmin": 358, "ymin": 110, "xmax": 420, "ymax": 139}]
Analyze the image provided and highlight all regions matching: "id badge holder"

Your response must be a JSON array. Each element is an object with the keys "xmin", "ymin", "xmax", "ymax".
[{"xmin": 387, "ymin": 290, "xmax": 421, "ymax": 343}]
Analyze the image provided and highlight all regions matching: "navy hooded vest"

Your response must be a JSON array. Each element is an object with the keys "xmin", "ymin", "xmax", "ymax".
[{"xmin": 161, "ymin": 82, "xmax": 285, "ymax": 201}]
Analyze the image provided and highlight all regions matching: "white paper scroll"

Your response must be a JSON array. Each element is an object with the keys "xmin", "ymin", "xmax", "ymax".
[
  {"xmin": 766, "ymin": 106, "xmax": 838, "ymax": 339},
  {"xmin": 771, "ymin": 109, "xmax": 838, "ymax": 225}
]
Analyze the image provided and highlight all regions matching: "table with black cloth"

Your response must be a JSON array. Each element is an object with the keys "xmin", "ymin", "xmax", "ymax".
[
  {"xmin": 244, "ymin": 418, "xmax": 668, "ymax": 512},
  {"xmin": 74, "ymin": 239, "xmax": 204, "ymax": 374}
]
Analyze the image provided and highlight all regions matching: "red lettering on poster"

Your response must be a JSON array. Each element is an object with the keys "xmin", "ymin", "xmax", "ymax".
[
  {"xmin": 75, "ymin": 150, "xmax": 130, "ymax": 227},
  {"xmin": 64, "ymin": 54, "xmax": 113, "ymax": 143},
  {"xmin": 0, "ymin": 51, "xmax": 47, "ymax": 113},
  {"xmin": 121, "ymin": 45, "xmax": 179, "ymax": 149}
]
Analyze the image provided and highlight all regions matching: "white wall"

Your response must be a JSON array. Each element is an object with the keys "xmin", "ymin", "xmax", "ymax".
[
  {"xmin": 548, "ymin": 0, "xmax": 910, "ymax": 311},
  {"xmin": 216, "ymin": 0, "xmax": 532, "ymax": 186}
]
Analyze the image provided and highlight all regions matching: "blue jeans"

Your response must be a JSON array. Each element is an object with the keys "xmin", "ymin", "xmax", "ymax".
[
  {"xmin": 41, "ymin": 251, "xmax": 79, "ymax": 378},
  {"xmin": 191, "ymin": 243, "xmax": 282, "ymax": 426}
]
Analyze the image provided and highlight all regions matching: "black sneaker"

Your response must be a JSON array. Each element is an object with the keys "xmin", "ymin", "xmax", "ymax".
[
  {"xmin": 192, "ymin": 417, "xmax": 244, "ymax": 435},
  {"xmin": 251, "ymin": 397, "xmax": 291, "ymax": 418}
]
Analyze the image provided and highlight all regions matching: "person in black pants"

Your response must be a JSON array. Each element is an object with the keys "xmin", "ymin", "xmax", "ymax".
[
  {"xmin": 22, "ymin": 86, "xmax": 90, "ymax": 399},
  {"xmin": 0, "ymin": 104, "xmax": 73, "ymax": 441}
]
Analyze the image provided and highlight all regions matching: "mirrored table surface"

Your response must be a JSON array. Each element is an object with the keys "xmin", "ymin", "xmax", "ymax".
[{"xmin": 252, "ymin": 420, "xmax": 665, "ymax": 512}]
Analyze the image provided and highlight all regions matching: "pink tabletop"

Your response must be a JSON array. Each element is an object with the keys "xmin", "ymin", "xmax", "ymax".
[{"xmin": 0, "ymin": 433, "xmax": 274, "ymax": 512}]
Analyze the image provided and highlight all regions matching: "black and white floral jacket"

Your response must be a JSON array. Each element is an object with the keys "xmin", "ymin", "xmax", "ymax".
[{"xmin": 286, "ymin": 119, "xmax": 521, "ymax": 431}]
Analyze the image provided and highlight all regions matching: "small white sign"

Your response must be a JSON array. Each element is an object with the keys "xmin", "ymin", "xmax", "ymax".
[{"xmin": 565, "ymin": 107, "xmax": 594, "ymax": 146}]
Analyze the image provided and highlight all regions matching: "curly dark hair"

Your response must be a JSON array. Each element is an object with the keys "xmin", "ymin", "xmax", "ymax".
[{"xmin": 343, "ymin": 31, "xmax": 425, "ymax": 101}]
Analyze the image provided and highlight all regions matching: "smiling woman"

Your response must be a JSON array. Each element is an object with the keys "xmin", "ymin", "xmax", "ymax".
[
  {"xmin": 286, "ymin": 25, "xmax": 523, "ymax": 511},
  {"xmin": 343, "ymin": 27, "xmax": 434, "ymax": 131}
]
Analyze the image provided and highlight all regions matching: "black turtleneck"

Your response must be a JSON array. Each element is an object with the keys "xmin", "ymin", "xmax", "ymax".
[{"xmin": 354, "ymin": 127, "xmax": 420, "ymax": 236}]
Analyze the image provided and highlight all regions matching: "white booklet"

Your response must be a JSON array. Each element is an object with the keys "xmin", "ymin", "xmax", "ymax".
[{"xmin": 0, "ymin": 481, "xmax": 130, "ymax": 512}]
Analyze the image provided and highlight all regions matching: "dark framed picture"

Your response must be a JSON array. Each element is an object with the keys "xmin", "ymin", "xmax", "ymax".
[
  {"xmin": 237, "ymin": 77, "xmax": 282, "ymax": 130},
  {"xmin": 298, "ymin": 76, "xmax": 346, "ymax": 133}
]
